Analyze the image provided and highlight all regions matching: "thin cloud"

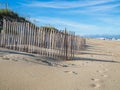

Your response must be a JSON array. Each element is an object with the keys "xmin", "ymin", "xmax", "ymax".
[
  {"xmin": 65, "ymin": 2, "xmax": 120, "ymax": 17},
  {"xmin": 88, "ymin": 3, "xmax": 120, "ymax": 12},
  {"xmin": 67, "ymin": 2, "xmax": 120, "ymax": 13},
  {"xmin": 20, "ymin": 0, "xmax": 115, "ymax": 9},
  {"xmin": 30, "ymin": 17, "xmax": 99, "ymax": 30}
]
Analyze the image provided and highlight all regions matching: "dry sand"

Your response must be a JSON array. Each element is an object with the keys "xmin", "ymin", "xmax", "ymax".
[{"xmin": 0, "ymin": 38, "xmax": 120, "ymax": 90}]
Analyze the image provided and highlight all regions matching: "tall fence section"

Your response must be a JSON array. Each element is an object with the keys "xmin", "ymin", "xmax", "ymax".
[{"xmin": 0, "ymin": 19, "xmax": 86, "ymax": 60}]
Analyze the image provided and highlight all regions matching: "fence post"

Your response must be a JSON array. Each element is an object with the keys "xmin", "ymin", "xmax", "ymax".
[{"xmin": 64, "ymin": 28, "xmax": 68, "ymax": 60}]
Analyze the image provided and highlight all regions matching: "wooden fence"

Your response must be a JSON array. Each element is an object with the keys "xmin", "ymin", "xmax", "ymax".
[{"xmin": 0, "ymin": 19, "xmax": 86, "ymax": 60}]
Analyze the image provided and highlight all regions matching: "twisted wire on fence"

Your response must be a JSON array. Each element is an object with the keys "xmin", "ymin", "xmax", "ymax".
[{"xmin": 0, "ymin": 19, "xmax": 86, "ymax": 60}]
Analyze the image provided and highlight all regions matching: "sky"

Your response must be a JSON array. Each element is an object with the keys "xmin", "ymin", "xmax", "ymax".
[{"xmin": 1, "ymin": 0, "xmax": 120, "ymax": 35}]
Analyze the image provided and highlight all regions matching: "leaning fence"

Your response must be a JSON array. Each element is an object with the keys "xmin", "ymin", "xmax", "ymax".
[{"xmin": 0, "ymin": 19, "xmax": 86, "ymax": 60}]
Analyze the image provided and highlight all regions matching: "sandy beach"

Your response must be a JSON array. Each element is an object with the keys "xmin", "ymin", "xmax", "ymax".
[{"xmin": 0, "ymin": 38, "xmax": 120, "ymax": 90}]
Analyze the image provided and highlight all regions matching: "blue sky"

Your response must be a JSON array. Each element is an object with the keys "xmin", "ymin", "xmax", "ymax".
[{"xmin": 1, "ymin": 0, "xmax": 120, "ymax": 35}]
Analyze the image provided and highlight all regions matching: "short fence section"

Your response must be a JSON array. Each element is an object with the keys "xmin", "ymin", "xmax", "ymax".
[{"xmin": 0, "ymin": 19, "xmax": 86, "ymax": 60}]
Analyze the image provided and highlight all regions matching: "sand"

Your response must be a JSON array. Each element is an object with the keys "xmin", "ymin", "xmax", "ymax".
[{"xmin": 0, "ymin": 38, "xmax": 120, "ymax": 90}]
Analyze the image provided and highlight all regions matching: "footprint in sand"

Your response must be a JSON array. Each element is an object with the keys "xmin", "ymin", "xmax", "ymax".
[
  {"xmin": 64, "ymin": 71, "xmax": 78, "ymax": 75},
  {"xmin": 96, "ymin": 70, "xmax": 104, "ymax": 73},
  {"xmin": 98, "ymin": 68, "xmax": 108, "ymax": 78},
  {"xmin": 2, "ymin": 57, "xmax": 10, "ymax": 60},
  {"xmin": 90, "ymin": 68, "xmax": 108, "ymax": 89},
  {"xmin": 12, "ymin": 59, "xmax": 18, "ymax": 62},
  {"xmin": 91, "ymin": 78, "xmax": 100, "ymax": 82},
  {"xmin": 71, "ymin": 64, "xmax": 76, "ymax": 66},
  {"xmin": 72, "ymin": 71, "xmax": 78, "ymax": 75},
  {"xmin": 101, "ymin": 74, "xmax": 108, "ymax": 78},
  {"xmin": 99, "ymin": 64, "xmax": 104, "ymax": 68},
  {"xmin": 97, "ymin": 68, "xmax": 108, "ymax": 73},
  {"xmin": 0, "ymin": 55, "xmax": 3, "ymax": 57},
  {"xmin": 103, "ymin": 68, "xmax": 108, "ymax": 72},
  {"xmin": 82, "ymin": 63, "xmax": 85, "ymax": 66},
  {"xmin": 90, "ymin": 83, "xmax": 101, "ymax": 88}
]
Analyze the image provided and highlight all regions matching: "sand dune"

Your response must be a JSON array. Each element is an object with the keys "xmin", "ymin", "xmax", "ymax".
[{"xmin": 0, "ymin": 38, "xmax": 120, "ymax": 90}]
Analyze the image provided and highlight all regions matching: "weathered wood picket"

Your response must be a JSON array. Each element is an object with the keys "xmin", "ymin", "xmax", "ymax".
[{"xmin": 0, "ymin": 19, "xmax": 86, "ymax": 60}]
